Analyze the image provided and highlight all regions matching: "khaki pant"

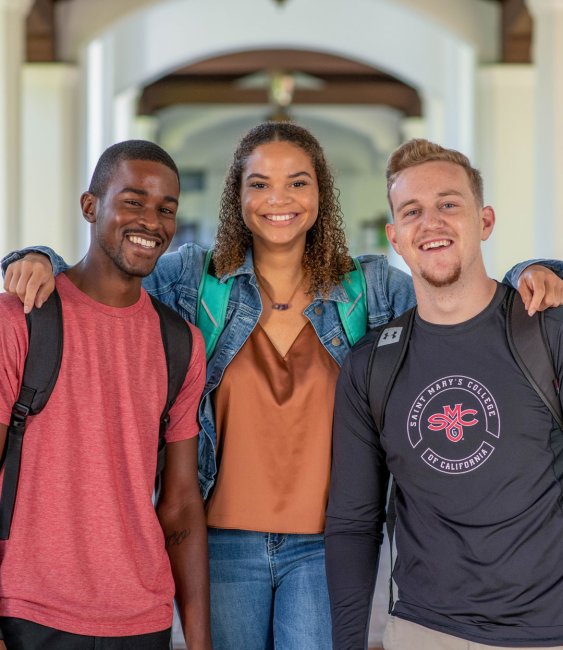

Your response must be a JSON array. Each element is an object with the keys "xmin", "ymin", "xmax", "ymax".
[{"xmin": 383, "ymin": 616, "xmax": 563, "ymax": 650}]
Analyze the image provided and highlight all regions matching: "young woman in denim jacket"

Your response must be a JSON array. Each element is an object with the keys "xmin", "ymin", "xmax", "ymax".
[{"xmin": 3, "ymin": 123, "xmax": 563, "ymax": 650}]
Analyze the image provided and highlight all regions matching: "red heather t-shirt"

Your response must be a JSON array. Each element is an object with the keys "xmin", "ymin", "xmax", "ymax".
[{"xmin": 0, "ymin": 274, "xmax": 205, "ymax": 636}]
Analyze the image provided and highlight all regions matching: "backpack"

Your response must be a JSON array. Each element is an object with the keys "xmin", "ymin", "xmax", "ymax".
[
  {"xmin": 196, "ymin": 249, "xmax": 368, "ymax": 359},
  {"xmin": 367, "ymin": 287, "xmax": 563, "ymax": 611},
  {"xmin": 0, "ymin": 289, "xmax": 192, "ymax": 540}
]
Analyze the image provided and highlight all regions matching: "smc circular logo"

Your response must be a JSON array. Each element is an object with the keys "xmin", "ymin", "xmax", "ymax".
[{"xmin": 407, "ymin": 375, "xmax": 500, "ymax": 475}]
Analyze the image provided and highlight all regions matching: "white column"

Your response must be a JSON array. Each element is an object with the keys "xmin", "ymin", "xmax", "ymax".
[
  {"xmin": 420, "ymin": 39, "xmax": 477, "ymax": 159},
  {"xmin": 113, "ymin": 87, "xmax": 162, "ymax": 143},
  {"xmin": 21, "ymin": 64, "xmax": 81, "ymax": 262},
  {"xmin": 526, "ymin": 0, "xmax": 563, "ymax": 258},
  {"xmin": 0, "ymin": 0, "xmax": 33, "ymax": 255},
  {"xmin": 83, "ymin": 34, "xmax": 116, "ymax": 181},
  {"xmin": 477, "ymin": 65, "xmax": 536, "ymax": 279},
  {"xmin": 442, "ymin": 41, "xmax": 477, "ymax": 158},
  {"xmin": 113, "ymin": 86, "xmax": 141, "ymax": 142},
  {"xmin": 421, "ymin": 93, "xmax": 446, "ymax": 146}
]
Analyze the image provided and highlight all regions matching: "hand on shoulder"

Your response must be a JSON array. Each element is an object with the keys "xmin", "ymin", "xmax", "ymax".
[
  {"xmin": 517, "ymin": 264, "xmax": 563, "ymax": 316},
  {"xmin": 3, "ymin": 253, "xmax": 55, "ymax": 314}
]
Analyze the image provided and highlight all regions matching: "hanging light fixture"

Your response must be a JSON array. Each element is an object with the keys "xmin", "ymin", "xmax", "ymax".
[{"xmin": 237, "ymin": 70, "xmax": 324, "ymax": 122}]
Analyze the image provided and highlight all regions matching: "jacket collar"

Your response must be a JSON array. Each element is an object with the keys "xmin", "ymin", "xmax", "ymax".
[
  {"xmin": 219, "ymin": 247, "xmax": 256, "ymax": 282},
  {"xmin": 219, "ymin": 247, "xmax": 352, "ymax": 303}
]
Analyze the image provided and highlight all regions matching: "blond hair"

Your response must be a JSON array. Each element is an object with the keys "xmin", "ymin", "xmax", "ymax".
[{"xmin": 386, "ymin": 139, "xmax": 484, "ymax": 211}]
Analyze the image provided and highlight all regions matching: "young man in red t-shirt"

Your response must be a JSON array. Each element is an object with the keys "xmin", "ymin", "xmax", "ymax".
[{"xmin": 0, "ymin": 141, "xmax": 211, "ymax": 650}]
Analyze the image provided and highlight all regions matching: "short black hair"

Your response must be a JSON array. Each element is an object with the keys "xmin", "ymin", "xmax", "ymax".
[{"xmin": 88, "ymin": 140, "xmax": 180, "ymax": 197}]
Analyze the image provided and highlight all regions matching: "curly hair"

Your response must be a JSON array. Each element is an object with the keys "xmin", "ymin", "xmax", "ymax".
[
  {"xmin": 386, "ymin": 138, "xmax": 484, "ymax": 211},
  {"xmin": 213, "ymin": 122, "xmax": 352, "ymax": 297}
]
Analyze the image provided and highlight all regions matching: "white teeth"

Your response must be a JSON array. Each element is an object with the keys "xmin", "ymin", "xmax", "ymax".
[
  {"xmin": 127, "ymin": 235, "xmax": 156, "ymax": 248},
  {"xmin": 422, "ymin": 240, "xmax": 451, "ymax": 251},
  {"xmin": 264, "ymin": 214, "xmax": 295, "ymax": 222}
]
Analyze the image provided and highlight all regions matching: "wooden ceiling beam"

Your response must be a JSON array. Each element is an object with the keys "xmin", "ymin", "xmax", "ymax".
[
  {"xmin": 138, "ymin": 78, "xmax": 421, "ymax": 117},
  {"xmin": 502, "ymin": 0, "xmax": 532, "ymax": 63},
  {"xmin": 28, "ymin": 5, "xmax": 533, "ymax": 117},
  {"xmin": 26, "ymin": 0, "xmax": 56, "ymax": 62}
]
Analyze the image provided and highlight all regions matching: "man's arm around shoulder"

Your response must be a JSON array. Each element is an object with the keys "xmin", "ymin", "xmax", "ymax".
[{"xmin": 156, "ymin": 436, "xmax": 212, "ymax": 650}]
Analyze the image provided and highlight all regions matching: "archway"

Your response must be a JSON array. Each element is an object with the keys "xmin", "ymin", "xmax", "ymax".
[{"xmin": 83, "ymin": 0, "xmax": 477, "ymax": 171}]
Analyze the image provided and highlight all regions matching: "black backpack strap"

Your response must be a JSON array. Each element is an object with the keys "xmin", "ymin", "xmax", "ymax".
[
  {"xmin": 366, "ymin": 306, "xmax": 416, "ymax": 613},
  {"xmin": 0, "ymin": 290, "xmax": 63, "ymax": 539},
  {"xmin": 505, "ymin": 288, "xmax": 563, "ymax": 430},
  {"xmin": 367, "ymin": 307, "xmax": 417, "ymax": 433},
  {"xmin": 149, "ymin": 296, "xmax": 193, "ymax": 493}
]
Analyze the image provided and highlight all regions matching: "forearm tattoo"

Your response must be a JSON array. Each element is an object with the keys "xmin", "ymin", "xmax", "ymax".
[{"xmin": 164, "ymin": 528, "xmax": 191, "ymax": 548}]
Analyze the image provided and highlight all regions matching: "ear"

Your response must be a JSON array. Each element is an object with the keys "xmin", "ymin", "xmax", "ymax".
[
  {"xmin": 480, "ymin": 205, "xmax": 495, "ymax": 242},
  {"xmin": 385, "ymin": 222, "xmax": 402, "ymax": 256},
  {"xmin": 80, "ymin": 192, "xmax": 97, "ymax": 223}
]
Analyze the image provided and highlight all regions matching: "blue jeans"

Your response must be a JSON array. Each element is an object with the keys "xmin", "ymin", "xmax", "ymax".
[{"xmin": 208, "ymin": 528, "xmax": 332, "ymax": 650}]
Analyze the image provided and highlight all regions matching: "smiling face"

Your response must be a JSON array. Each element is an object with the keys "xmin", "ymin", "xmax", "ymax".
[
  {"xmin": 239, "ymin": 141, "xmax": 319, "ymax": 253},
  {"xmin": 386, "ymin": 160, "xmax": 495, "ymax": 289},
  {"xmin": 82, "ymin": 158, "xmax": 179, "ymax": 278}
]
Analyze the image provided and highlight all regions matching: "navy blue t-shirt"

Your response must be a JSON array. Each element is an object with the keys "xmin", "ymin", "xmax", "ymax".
[{"xmin": 326, "ymin": 284, "xmax": 563, "ymax": 648}]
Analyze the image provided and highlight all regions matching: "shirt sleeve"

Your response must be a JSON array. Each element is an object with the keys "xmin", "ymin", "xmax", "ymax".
[
  {"xmin": 1, "ymin": 246, "xmax": 69, "ymax": 276},
  {"xmin": 165, "ymin": 324, "xmax": 206, "ymax": 442},
  {"xmin": 325, "ymin": 340, "xmax": 390, "ymax": 650},
  {"xmin": 381, "ymin": 258, "xmax": 563, "ymax": 322},
  {"xmin": 502, "ymin": 259, "xmax": 563, "ymax": 286}
]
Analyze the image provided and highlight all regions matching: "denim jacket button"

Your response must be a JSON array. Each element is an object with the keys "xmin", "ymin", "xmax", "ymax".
[
  {"xmin": 314, "ymin": 306, "xmax": 323, "ymax": 316},
  {"xmin": 331, "ymin": 337, "xmax": 341, "ymax": 347}
]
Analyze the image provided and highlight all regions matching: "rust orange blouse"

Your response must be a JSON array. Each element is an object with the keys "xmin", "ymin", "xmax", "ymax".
[{"xmin": 206, "ymin": 322, "xmax": 340, "ymax": 534}]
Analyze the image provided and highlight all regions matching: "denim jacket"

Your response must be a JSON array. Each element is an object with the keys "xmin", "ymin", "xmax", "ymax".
[
  {"xmin": 2, "ymin": 245, "xmax": 561, "ymax": 498},
  {"xmin": 143, "ymin": 244, "xmax": 416, "ymax": 497}
]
